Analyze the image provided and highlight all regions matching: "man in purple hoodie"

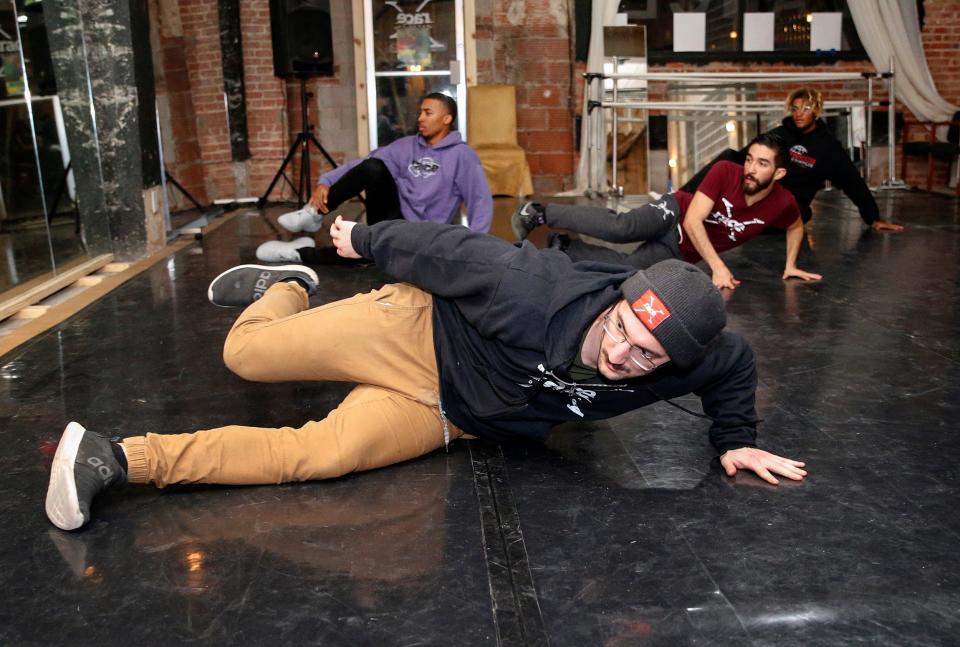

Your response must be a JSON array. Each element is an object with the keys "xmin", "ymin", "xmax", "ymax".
[{"xmin": 257, "ymin": 93, "xmax": 493, "ymax": 265}]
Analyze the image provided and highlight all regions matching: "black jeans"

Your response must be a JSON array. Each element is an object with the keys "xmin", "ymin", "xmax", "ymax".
[
  {"xmin": 296, "ymin": 158, "xmax": 402, "ymax": 265},
  {"xmin": 543, "ymin": 195, "xmax": 683, "ymax": 270}
]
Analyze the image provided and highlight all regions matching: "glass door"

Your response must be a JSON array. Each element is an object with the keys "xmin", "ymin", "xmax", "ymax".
[
  {"xmin": 0, "ymin": 0, "xmax": 106, "ymax": 293},
  {"xmin": 0, "ymin": 0, "xmax": 56, "ymax": 290},
  {"xmin": 364, "ymin": 0, "xmax": 466, "ymax": 149}
]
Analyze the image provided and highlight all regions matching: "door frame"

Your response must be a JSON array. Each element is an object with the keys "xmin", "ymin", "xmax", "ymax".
[{"xmin": 351, "ymin": 0, "xmax": 476, "ymax": 155}]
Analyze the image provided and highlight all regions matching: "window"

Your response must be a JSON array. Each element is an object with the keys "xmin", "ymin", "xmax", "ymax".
[{"xmin": 617, "ymin": 0, "xmax": 867, "ymax": 63}]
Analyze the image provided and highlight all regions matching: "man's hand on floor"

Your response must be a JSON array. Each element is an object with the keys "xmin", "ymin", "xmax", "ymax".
[
  {"xmin": 711, "ymin": 265, "xmax": 741, "ymax": 290},
  {"xmin": 782, "ymin": 267, "xmax": 823, "ymax": 282},
  {"xmin": 720, "ymin": 447, "xmax": 807, "ymax": 485}
]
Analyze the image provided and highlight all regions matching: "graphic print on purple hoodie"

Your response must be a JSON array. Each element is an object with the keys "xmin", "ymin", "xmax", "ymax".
[{"xmin": 318, "ymin": 131, "xmax": 493, "ymax": 232}]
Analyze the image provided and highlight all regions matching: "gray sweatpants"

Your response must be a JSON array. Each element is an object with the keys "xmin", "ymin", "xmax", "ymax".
[{"xmin": 544, "ymin": 195, "xmax": 683, "ymax": 269}]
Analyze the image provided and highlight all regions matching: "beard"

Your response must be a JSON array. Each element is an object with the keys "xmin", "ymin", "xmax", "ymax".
[{"xmin": 742, "ymin": 173, "xmax": 774, "ymax": 196}]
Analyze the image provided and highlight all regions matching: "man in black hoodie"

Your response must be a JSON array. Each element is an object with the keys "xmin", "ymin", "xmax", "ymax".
[
  {"xmin": 679, "ymin": 87, "xmax": 904, "ymax": 232},
  {"xmin": 45, "ymin": 220, "xmax": 806, "ymax": 532}
]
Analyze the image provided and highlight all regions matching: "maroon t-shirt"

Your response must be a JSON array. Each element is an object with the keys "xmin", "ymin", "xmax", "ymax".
[{"xmin": 673, "ymin": 161, "xmax": 800, "ymax": 263}]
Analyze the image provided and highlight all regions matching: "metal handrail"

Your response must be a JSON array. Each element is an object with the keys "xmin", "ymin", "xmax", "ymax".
[{"xmin": 589, "ymin": 68, "xmax": 899, "ymax": 195}]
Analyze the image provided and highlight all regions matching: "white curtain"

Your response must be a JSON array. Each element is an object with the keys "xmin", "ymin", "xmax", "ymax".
[
  {"xmin": 567, "ymin": 0, "xmax": 620, "ymax": 194},
  {"xmin": 848, "ymin": 0, "xmax": 959, "ymax": 122}
]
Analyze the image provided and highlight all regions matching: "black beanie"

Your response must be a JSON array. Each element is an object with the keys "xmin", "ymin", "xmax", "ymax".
[{"xmin": 619, "ymin": 259, "xmax": 726, "ymax": 369}]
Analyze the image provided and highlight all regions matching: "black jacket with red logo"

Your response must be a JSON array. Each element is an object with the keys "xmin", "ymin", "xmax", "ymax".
[
  {"xmin": 769, "ymin": 116, "xmax": 879, "ymax": 225},
  {"xmin": 352, "ymin": 220, "xmax": 760, "ymax": 454}
]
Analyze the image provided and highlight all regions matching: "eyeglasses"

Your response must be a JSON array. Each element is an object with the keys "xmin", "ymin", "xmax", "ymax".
[
  {"xmin": 601, "ymin": 313, "xmax": 661, "ymax": 371},
  {"xmin": 789, "ymin": 105, "xmax": 814, "ymax": 114}
]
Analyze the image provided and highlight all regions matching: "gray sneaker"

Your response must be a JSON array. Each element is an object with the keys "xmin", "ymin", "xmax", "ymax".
[
  {"xmin": 207, "ymin": 264, "xmax": 319, "ymax": 307},
  {"xmin": 278, "ymin": 205, "xmax": 324, "ymax": 233},
  {"xmin": 256, "ymin": 237, "xmax": 316, "ymax": 263},
  {"xmin": 511, "ymin": 202, "xmax": 545, "ymax": 241},
  {"xmin": 46, "ymin": 422, "xmax": 126, "ymax": 531}
]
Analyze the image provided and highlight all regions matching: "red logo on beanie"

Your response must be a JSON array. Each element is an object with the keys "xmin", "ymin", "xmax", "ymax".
[{"xmin": 631, "ymin": 290, "xmax": 671, "ymax": 331}]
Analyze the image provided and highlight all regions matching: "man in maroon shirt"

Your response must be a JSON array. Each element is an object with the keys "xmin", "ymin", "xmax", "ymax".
[{"xmin": 512, "ymin": 133, "xmax": 822, "ymax": 290}]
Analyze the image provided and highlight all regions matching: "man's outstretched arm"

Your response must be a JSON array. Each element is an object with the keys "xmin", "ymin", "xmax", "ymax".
[
  {"xmin": 695, "ymin": 333, "xmax": 807, "ymax": 485},
  {"xmin": 331, "ymin": 216, "xmax": 519, "ymax": 302},
  {"xmin": 782, "ymin": 216, "xmax": 822, "ymax": 282},
  {"xmin": 459, "ymin": 154, "xmax": 494, "ymax": 233},
  {"xmin": 682, "ymin": 192, "xmax": 740, "ymax": 290},
  {"xmin": 828, "ymin": 144, "xmax": 905, "ymax": 232}
]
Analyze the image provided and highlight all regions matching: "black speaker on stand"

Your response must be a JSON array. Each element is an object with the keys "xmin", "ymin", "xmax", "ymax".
[{"xmin": 258, "ymin": 0, "xmax": 338, "ymax": 209}]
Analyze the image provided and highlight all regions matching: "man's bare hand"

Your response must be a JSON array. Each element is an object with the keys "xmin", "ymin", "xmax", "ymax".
[
  {"xmin": 720, "ymin": 447, "xmax": 807, "ymax": 485},
  {"xmin": 871, "ymin": 221, "xmax": 905, "ymax": 232},
  {"xmin": 310, "ymin": 184, "xmax": 331, "ymax": 214},
  {"xmin": 782, "ymin": 267, "xmax": 822, "ymax": 282},
  {"xmin": 330, "ymin": 216, "xmax": 361, "ymax": 258},
  {"xmin": 711, "ymin": 265, "xmax": 741, "ymax": 290}
]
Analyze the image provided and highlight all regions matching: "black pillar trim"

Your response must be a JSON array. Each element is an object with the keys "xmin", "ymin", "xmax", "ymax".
[
  {"xmin": 218, "ymin": 0, "xmax": 251, "ymax": 162},
  {"xmin": 129, "ymin": 0, "xmax": 161, "ymax": 187}
]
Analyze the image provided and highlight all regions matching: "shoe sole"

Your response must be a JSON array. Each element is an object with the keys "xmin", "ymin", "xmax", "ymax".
[
  {"xmin": 45, "ymin": 421, "xmax": 87, "ymax": 531},
  {"xmin": 207, "ymin": 264, "xmax": 320, "ymax": 308}
]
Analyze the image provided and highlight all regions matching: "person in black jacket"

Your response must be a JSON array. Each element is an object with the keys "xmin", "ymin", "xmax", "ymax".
[
  {"xmin": 45, "ymin": 220, "xmax": 806, "ymax": 531},
  {"xmin": 679, "ymin": 87, "xmax": 904, "ymax": 232}
]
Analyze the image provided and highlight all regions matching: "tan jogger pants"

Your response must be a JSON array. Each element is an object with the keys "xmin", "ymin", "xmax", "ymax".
[{"xmin": 122, "ymin": 281, "xmax": 461, "ymax": 487}]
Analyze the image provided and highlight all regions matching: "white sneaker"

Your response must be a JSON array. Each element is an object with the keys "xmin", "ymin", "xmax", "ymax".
[
  {"xmin": 647, "ymin": 190, "xmax": 663, "ymax": 201},
  {"xmin": 278, "ymin": 205, "xmax": 324, "ymax": 233},
  {"xmin": 256, "ymin": 237, "xmax": 316, "ymax": 263}
]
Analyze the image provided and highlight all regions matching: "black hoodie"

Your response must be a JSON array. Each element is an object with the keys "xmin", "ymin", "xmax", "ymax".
[
  {"xmin": 771, "ymin": 116, "xmax": 879, "ymax": 225},
  {"xmin": 352, "ymin": 221, "xmax": 759, "ymax": 454}
]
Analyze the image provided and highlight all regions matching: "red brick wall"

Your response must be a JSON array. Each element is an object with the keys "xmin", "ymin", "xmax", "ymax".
[
  {"xmin": 476, "ymin": 0, "xmax": 577, "ymax": 193},
  {"xmin": 150, "ymin": 0, "xmax": 205, "ymax": 206},
  {"xmin": 177, "ymin": 0, "xmax": 234, "ymax": 199},
  {"xmin": 151, "ymin": 0, "xmax": 355, "ymax": 206},
  {"xmin": 240, "ymin": 0, "xmax": 289, "ymax": 201},
  {"xmin": 922, "ymin": 0, "xmax": 960, "ymax": 106}
]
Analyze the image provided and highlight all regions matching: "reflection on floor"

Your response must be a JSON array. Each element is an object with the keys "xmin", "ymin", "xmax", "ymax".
[
  {"xmin": 2, "ymin": 190, "xmax": 960, "ymax": 644},
  {"xmin": 0, "ymin": 216, "xmax": 87, "ymax": 292}
]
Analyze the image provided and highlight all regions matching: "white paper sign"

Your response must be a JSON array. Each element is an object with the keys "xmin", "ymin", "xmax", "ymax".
[
  {"xmin": 673, "ymin": 13, "xmax": 705, "ymax": 52},
  {"xmin": 743, "ymin": 13, "xmax": 774, "ymax": 52},
  {"xmin": 811, "ymin": 12, "xmax": 843, "ymax": 52}
]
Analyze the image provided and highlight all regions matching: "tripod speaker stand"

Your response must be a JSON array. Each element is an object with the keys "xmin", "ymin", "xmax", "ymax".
[{"xmin": 257, "ymin": 77, "xmax": 338, "ymax": 209}]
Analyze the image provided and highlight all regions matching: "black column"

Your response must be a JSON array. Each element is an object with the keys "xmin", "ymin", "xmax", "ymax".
[
  {"xmin": 219, "ymin": 0, "xmax": 251, "ymax": 162},
  {"xmin": 44, "ymin": 0, "xmax": 156, "ymax": 260},
  {"xmin": 130, "ymin": 0, "xmax": 161, "ymax": 187},
  {"xmin": 43, "ymin": 2, "xmax": 112, "ymax": 254}
]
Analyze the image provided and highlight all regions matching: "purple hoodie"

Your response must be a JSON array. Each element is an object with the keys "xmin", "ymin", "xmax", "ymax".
[{"xmin": 318, "ymin": 132, "xmax": 492, "ymax": 233}]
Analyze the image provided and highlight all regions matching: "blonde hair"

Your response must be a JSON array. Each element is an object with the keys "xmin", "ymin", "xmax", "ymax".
[{"xmin": 785, "ymin": 87, "xmax": 824, "ymax": 117}]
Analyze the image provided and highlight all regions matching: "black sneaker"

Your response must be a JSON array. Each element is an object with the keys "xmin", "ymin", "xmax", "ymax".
[
  {"xmin": 207, "ymin": 264, "xmax": 319, "ymax": 307},
  {"xmin": 511, "ymin": 202, "xmax": 545, "ymax": 241},
  {"xmin": 46, "ymin": 422, "xmax": 126, "ymax": 531}
]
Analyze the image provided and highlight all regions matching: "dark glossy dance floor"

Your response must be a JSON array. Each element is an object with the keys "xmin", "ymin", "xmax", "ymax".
[{"xmin": 3, "ymin": 189, "xmax": 959, "ymax": 645}]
